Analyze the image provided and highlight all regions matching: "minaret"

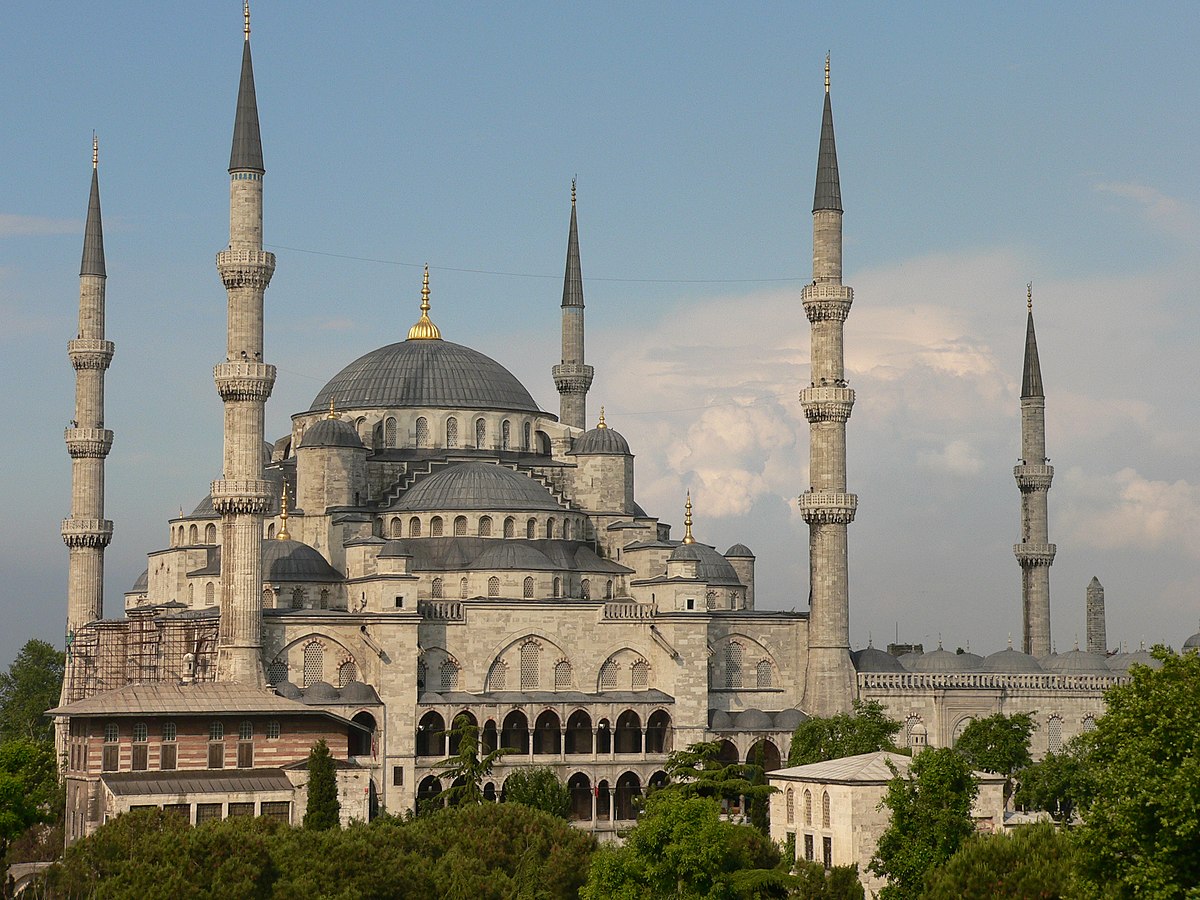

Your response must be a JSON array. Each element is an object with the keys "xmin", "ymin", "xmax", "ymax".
[
  {"xmin": 1086, "ymin": 577, "xmax": 1106, "ymax": 655},
  {"xmin": 63, "ymin": 135, "xmax": 115, "ymax": 642},
  {"xmin": 212, "ymin": 3, "xmax": 275, "ymax": 685},
  {"xmin": 552, "ymin": 179, "xmax": 593, "ymax": 429},
  {"xmin": 1014, "ymin": 284, "xmax": 1055, "ymax": 658},
  {"xmin": 800, "ymin": 58, "xmax": 857, "ymax": 716}
]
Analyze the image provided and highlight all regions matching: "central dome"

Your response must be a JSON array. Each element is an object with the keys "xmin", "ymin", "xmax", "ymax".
[{"xmin": 309, "ymin": 340, "xmax": 544, "ymax": 415}]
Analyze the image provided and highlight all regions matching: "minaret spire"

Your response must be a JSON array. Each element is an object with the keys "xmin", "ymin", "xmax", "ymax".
[
  {"xmin": 407, "ymin": 265, "xmax": 442, "ymax": 340},
  {"xmin": 64, "ymin": 137, "xmax": 116, "ymax": 642},
  {"xmin": 213, "ymin": 8, "xmax": 276, "ymax": 685},
  {"xmin": 1014, "ymin": 284, "xmax": 1055, "ymax": 657},
  {"xmin": 552, "ymin": 178, "xmax": 594, "ymax": 429},
  {"xmin": 800, "ymin": 59, "xmax": 857, "ymax": 716}
]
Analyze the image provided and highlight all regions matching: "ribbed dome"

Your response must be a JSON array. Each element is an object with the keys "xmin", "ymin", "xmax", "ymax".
[
  {"xmin": 263, "ymin": 539, "xmax": 342, "ymax": 582},
  {"xmin": 131, "ymin": 568, "xmax": 149, "ymax": 592},
  {"xmin": 724, "ymin": 544, "xmax": 755, "ymax": 558},
  {"xmin": 1108, "ymin": 648, "xmax": 1163, "ymax": 672},
  {"xmin": 299, "ymin": 417, "xmax": 365, "ymax": 449},
  {"xmin": 668, "ymin": 542, "xmax": 742, "ymax": 585},
  {"xmin": 571, "ymin": 426, "xmax": 630, "ymax": 455},
  {"xmin": 394, "ymin": 462, "xmax": 564, "ymax": 512},
  {"xmin": 1041, "ymin": 649, "xmax": 1112, "ymax": 676},
  {"xmin": 1184, "ymin": 632, "xmax": 1200, "ymax": 651},
  {"xmin": 310, "ymin": 340, "xmax": 543, "ymax": 415},
  {"xmin": 911, "ymin": 647, "xmax": 980, "ymax": 673},
  {"xmin": 978, "ymin": 647, "xmax": 1044, "ymax": 673},
  {"xmin": 852, "ymin": 646, "xmax": 907, "ymax": 673}
]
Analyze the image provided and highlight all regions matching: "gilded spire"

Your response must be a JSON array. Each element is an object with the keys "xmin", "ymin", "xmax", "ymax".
[
  {"xmin": 596, "ymin": 406, "xmax": 607, "ymax": 429},
  {"xmin": 571, "ymin": 176, "xmax": 577, "ymax": 206},
  {"xmin": 81, "ymin": 137, "xmax": 106, "ymax": 277},
  {"xmin": 92, "ymin": 132, "xmax": 98, "ymax": 170},
  {"xmin": 244, "ymin": 0, "xmax": 250, "ymax": 40},
  {"xmin": 1027, "ymin": 281, "xmax": 1033, "ymax": 311},
  {"xmin": 229, "ymin": 3, "xmax": 264, "ymax": 173},
  {"xmin": 813, "ymin": 56, "xmax": 842, "ymax": 213},
  {"xmin": 825, "ymin": 52, "xmax": 830, "ymax": 93},
  {"xmin": 327, "ymin": 398, "xmax": 337, "ymax": 419},
  {"xmin": 277, "ymin": 486, "xmax": 290, "ymax": 541},
  {"xmin": 407, "ymin": 265, "xmax": 442, "ymax": 340},
  {"xmin": 682, "ymin": 491, "xmax": 696, "ymax": 544}
]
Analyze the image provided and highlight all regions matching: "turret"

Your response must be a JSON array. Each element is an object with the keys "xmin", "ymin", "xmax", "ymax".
[
  {"xmin": 212, "ymin": 3, "xmax": 276, "ymax": 685},
  {"xmin": 552, "ymin": 179, "xmax": 593, "ymax": 429},
  {"xmin": 799, "ymin": 57, "xmax": 857, "ymax": 716},
  {"xmin": 567, "ymin": 407, "xmax": 634, "ymax": 514},
  {"xmin": 296, "ymin": 402, "xmax": 368, "ymax": 514},
  {"xmin": 1086, "ymin": 577, "xmax": 1105, "ymax": 655},
  {"xmin": 63, "ymin": 135, "xmax": 115, "ymax": 641}
]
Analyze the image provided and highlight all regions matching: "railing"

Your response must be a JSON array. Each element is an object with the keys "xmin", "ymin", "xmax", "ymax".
[
  {"xmin": 858, "ymin": 671, "xmax": 1127, "ymax": 692},
  {"xmin": 603, "ymin": 602, "xmax": 654, "ymax": 621},
  {"xmin": 418, "ymin": 600, "xmax": 464, "ymax": 622}
]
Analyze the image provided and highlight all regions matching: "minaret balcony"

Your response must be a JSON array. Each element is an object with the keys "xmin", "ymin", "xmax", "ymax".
[
  {"xmin": 801, "ymin": 283, "xmax": 853, "ymax": 322},
  {"xmin": 67, "ymin": 339, "xmax": 115, "ymax": 370},
  {"xmin": 799, "ymin": 385, "xmax": 855, "ymax": 423},
  {"xmin": 1013, "ymin": 464, "xmax": 1054, "ymax": 491},
  {"xmin": 1014, "ymin": 542, "xmax": 1056, "ymax": 566},
  {"xmin": 211, "ymin": 479, "xmax": 274, "ymax": 515},
  {"xmin": 552, "ymin": 362, "xmax": 594, "ymax": 394},
  {"xmin": 64, "ymin": 427, "xmax": 114, "ymax": 458},
  {"xmin": 61, "ymin": 518, "xmax": 113, "ymax": 548},
  {"xmin": 214, "ymin": 361, "xmax": 276, "ymax": 402},
  {"xmin": 216, "ymin": 249, "xmax": 276, "ymax": 290},
  {"xmin": 798, "ymin": 491, "xmax": 858, "ymax": 525}
]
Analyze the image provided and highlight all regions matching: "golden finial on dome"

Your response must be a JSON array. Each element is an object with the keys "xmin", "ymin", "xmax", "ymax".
[
  {"xmin": 406, "ymin": 265, "xmax": 442, "ymax": 341},
  {"xmin": 1027, "ymin": 281, "xmax": 1033, "ymax": 312},
  {"xmin": 92, "ymin": 132, "xmax": 98, "ymax": 170},
  {"xmin": 597, "ymin": 406, "xmax": 607, "ymax": 429},
  {"xmin": 825, "ymin": 53, "xmax": 830, "ymax": 93},
  {"xmin": 682, "ymin": 491, "xmax": 696, "ymax": 544},
  {"xmin": 244, "ymin": 0, "xmax": 251, "ymax": 39},
  {"xmin": 277, "ymin": 486, "xmax": 290, "ymax": 541},
  {"xmin": 327, "ymin": 398, "xmax": 337, "ymax": 419}
]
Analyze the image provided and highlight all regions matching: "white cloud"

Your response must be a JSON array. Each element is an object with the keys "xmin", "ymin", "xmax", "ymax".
[
  {"xmin": 0, "ymin": 213, "xmax": 80, "ymax": 237},
  {"xmin": 919, "ymin": 439, "xmax": 984, "ymax": 476},
  {"xmin": 1094, "ymin": 182, "xmax": 1197, "ymax": 240},
  {"xmin": 1060, "ymin": 466, "xmax": 1200, "ymax": 558}
]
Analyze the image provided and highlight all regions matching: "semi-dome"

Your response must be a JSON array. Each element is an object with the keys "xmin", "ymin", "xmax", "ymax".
[
  {"xmin": 733, "ymin": 708, "xmax": 773, "ymax": 730},
  {"xmin": 668, "ymin": 542, "xmax": 743, "ymax": 585},
  {"xmin": 571, "ymin": 425, "xmax": 630, "ymax": 455},
  {"xmin": 262, "ymin": 539, "xmax": 343, "ymax": 582},
  {"xmin": 910, "ymin": 646, "xmax": 980, "ymax": 673},
  {"xmin": 394, "ymin": 462, "xmax": 564, "ymax": 512},
  {"xmin": 302, "ymin": 681, "xmax": 338, "ymax": 703},
  {"xmin": 852, "ymin": 645, "xmax": 907, "ymax": 673},
  {"xmin": 978, "ymin": 647, "xmax": 1043, "ymax": 673},
  {"xmin": 709, "ymin": 709, "xmax": 734, "ymax": 730},
  {"xmin": 724, "ymin": 544, "xmax": 755, "ymax": 559},
  {"xmin": 310, "ymin": 340, "xmax": 543, "ymax": 415},
  {"xmin": 1041, "ymin": 649, "xmax": 1112, "ymax": 676},
  {"xmin": 299, "ymin": 416, "xmax": 365, "ymax": 450},
  {"xmin": 773, "ymin": 709, "xmax": 808, "ymax": 730}
]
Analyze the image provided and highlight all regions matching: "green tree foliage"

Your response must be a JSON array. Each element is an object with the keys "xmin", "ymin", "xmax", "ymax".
[
  {"xmin": 921, "ymin": 822, "xmax": 1079, "ymax": 899},
  {"xmin": 435, "ymin": 714, "xmax": 512, "ymax": 807},
  {"xmin": 581, "ymin": 792, "xmax": 789, "ymax": 899},
  {"xmin": 0, "ymin": 639, "xmax": 65, "ymax": 743},
  {"xmin": 746, "ymin": 744, "xmax": 769, "ymax": 835},
  {"xmin": 790, "ymin": 859, "xmax": 866, "ymax": 900},
  {"xmin": 0, "ymin": 738, "xmax": 61, "ymax": 859},
  {"xmin": 787, "ymin": 699, "xmax": 901, "ymax": 767},
  {"xmin": 500, "ymin": 767, "xmax": 570, "ymax": 818},
  {"xmin": 662, "ymin": 741, "xmax": 775, "ymax": 813},
  {"xmin": 868, "ymin": 748, "xmax": 977, "ymax": 900},
  {"xmin": 1014, "ymin": 739, "xmax": 1090, "ymax": 824},
  {"xmin": 953, "ymin": 712, "xmax": 1034, "ymax": 800},
  {"xmin": 302, "ymin": 738, "xmax": 340, "ymax": 830},
  {"xmin": 1072, "ymin": 647, "xmax": 1200, "ymax": 897}
]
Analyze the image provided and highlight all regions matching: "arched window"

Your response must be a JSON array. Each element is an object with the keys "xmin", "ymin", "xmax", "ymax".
[
  {"xmin": 205, "ymin": 582, "xmax": 215, "ymax": 606},
  {"xmin": 786, "ymin": 787, "xmax": 794, "ymax": 824},
  {"xmin": 162, "ymin": 722, "xmax": 177, "ymax": 742},
  {"xmin": 724, "ymin": 642, "xmax": 744, "ymax": 688},
  {"xmin": 523, "ymin": 422, "xmax": 531, "ymax": 451},
  {"xmin": 430, "ymin": 516, "xmax": 443, "ymax": 537},
  {"xmin": 446, "ymin": 417, "xmax": 458, "ymax": 448},
  {"xmin": 337, "ymin": 660, "xmax": 358, "ymax": 687},
  {"xmin": 804, "ymin": 789, "xmax": 812, "ymax": 825},
  {"xmin": 415, "ymin": 417, "xmax": 429, "ymax": 447},
  {"xmin": 503, "ymin": 517, "xmax": 515, "ymax": 538},
  {"xmin": 552, "ymin": 577, "xmax": 561, "ymax": 598},
  {"xmin": 356, "ymin": 417, "xmax": 369, "ymax": 445},
  {"xmin": 189, "ymin": 524, "xmax": 198, "ymax": 544},
  {"xmin": 133, "ymin": 722, "xmax": 148, "ymax": 743},
  {"xmin": 822, "ymin": 791, "xmax": 830, "ymax": 828},
  {"xmin": 267, "ymin": 522, "xmax": 275, "ymax": 540},
  {"xmin": 631, "ymin": 659, "xmax": 649, "ymax": 690},
  {"xmin": 459, "ymin": 577, "xmax": 469, "ymax": 599},
  {"xmin": 488, "ymin": 576, "xmax": 500, "ymax": 598},
  {"xmin": 439, "ymin": 659, "xmax": 460, "ymax": 691},
  {"xmin": 526, "ymin": 518, "xmax": 536, "ymax": 539},
  {"xmin": 1082, "ymin": 715, "xmax": 1097, "ymax": 732},
  {"xmin": 390, "ymin": 517, "xmax": 402, "ymax": 538},
  {"xmin": 487, "ymin": 660, "xmax": 507, "ymax": 691},
  {"xmin": 605, "ymin": 580, "xmax": 614, "ymax": 600},
  {"xmin": 454, "ymin": 516, "xmax": 467, "ymax": 536},
  {"xmin": 756, "ymin": 660, "xmax": 773, "ymax": 689},
  {"xmin": 563, "ymin": 520, "xmax": 571, "ymax": 541},
  {"xmin": 546, "ymin": 518, "xmax": 555, "ymax": 539},
  {"xmin": 479, "ymin": 516, "xmax": 492, "ymax": 537},
  {"xmin": 520, "ymin": 641, "xmax": 541, "ymax": 690},
  {"xmin": 554, "ymin": 660, "xmax": 572, "ymax": 690},
  {"xmin": 239, "ymin": 720, "xmax": 254, "ymax": 741},
  {"xmin": 205, "ymin": 523, "xmax": 216, "ymax": 543},
  {"xmin": 319, "ymin": 589, "xmax": 329, "ymax": 609},
  {"xmin": 385, "ymin": 417, "xmax": 397, "ymax": 447},
  {"xmin": 706, "ymin": 591, "xmax": 717, "ymax": 609},
  {"xmin": 1048, "ymin": 716, "xmax": 1063, "ymax": 753},
  {"xmin": 303, "ymin": 642, "xmax": 324, "ymax": 687},
  {"xmin": 409, "ymin": 516, "xmax": 421, "ymax": 537},
  {"xmin": 523, "ymin": 577, "xmax": 534, "ymax": 599},
  {"xmin": 291, "ymin": 588, "xmax": 304, "ymax": 610},
  {"xmin": 267, "ymin": 660, "xmax": 287, "ymax": 684},
  {"xmin": 952, "ymin": 717, "xmax": 974, "ymax": 746},
  {"xmin": 431, "ymin": 577, "xmax": 443, "ymax": 599},
  {"xmin": 580, "ymin": 578, "xmax": 591, "ymax": 600},
  {"xmin": 599, "ymin": 660, "xmax": 619, "ymax": 691},
  {"xmin": 501, "ymin": 420, "xmax": 511, "ymax": 450},
  {"xmin": 475, "ymin": 418, "xmax": 486, "ymax": 449},
  {"xmin": 209, "ymin": 721, "xmax": 224, "ymax": 742}
]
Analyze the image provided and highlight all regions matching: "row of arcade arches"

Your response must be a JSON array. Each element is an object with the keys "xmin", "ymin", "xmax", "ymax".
[
  {"xmin": 415, "ymin": 709, "xmax": 673, "ymax": 757},
  {"xmin": 417, "ymin": 769, "xmax": 666, "ymax": 822}
]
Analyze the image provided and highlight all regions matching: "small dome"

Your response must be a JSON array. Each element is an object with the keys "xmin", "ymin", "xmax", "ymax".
[
  {"xmin": 303, "ymin": 681, "xmax": 338, "ymax": 703},
  {"xmin": 773, "ymin": 709, "xmax": 808, "ymax": 730},
  {"xmin": 978, "ymin": 647, "xmax": 1044, "ymax": 673},
  {"xmin": 275, "ymin": 680, "xmax": 302, "ymax": 699},
  {"xmin": 734, "ymin": 708, "xmax": 773, "ymax": 730},
  {"xmin": 852, "ymin": 646, "xmax": 907, "ymax": 673},
  {"xmin": 709, "ymin": 709, "xmax": 734, "ymax": 730},
  {"xmin": 130, "ymin": 568, "xmax": 149, "ymax": 592},
  {"xmin": 897, "ymin": 652, "xmax": 921, "ymax": 670},
  {"xmin": 299, "ymin": 417, "xmax": 365, "ymax": 450},
  {"xmin": 668, "ymin": 542, "xmax": 743, "ymax": 585},
  {"xmin": 471, "ymin": 541, "xmax": 556, "ymax": 571},
  {"xmin": 910, "ymin": 647, "xmax": 980, "ymax": 673},
  {"xmin": 339, "ymin": 680, "xmax": 380, "ymax": 704},
  {"xmin": 958, "ymin": 651, "xmax": 985, "ymax": 668},
  {"xmin": 262, "ymin": 539, "xmax": 343, "ymax": 582},
  {"xmin": 571, "ymin": 426, "xmax": 630, "ymax": 456},
  {"xmin": 724, "ymin": 544, "xmax": 755, "ymax": 559},
  {"xmin": 1041, "ymin": 649, "xmax": 1112, "ymax": 676},
  {"xmin": 395, "ymin": 462, "xmax": 564, "ymax": 512},
  {"xmin": 1108, "ymin": 648, "xmax": 1163, "ymax": 672},
  {"xmin": 1184, "ymin": 632, "xmax": 1200, "ymax": 651}
]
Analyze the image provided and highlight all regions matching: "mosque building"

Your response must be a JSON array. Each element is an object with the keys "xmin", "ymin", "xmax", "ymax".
[{"xmin": 52, "ymin": 13, "xmax": 1173, "ymax": 842}]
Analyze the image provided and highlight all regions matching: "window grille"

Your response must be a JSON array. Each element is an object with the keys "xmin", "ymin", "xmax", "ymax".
[
  {"xmin": 454, "ymin": 516, "xmax": 467, "ymax": 536},
  {"xmin": 228, "ymin": 802, "xmax": 254, "ymax": 817},
  {"xmin": 504, "ymin": 517, "xmax": 515, "ymax": 538},
  {"xmin": 822, "ymin": 836, "xmax": 832, "ymax": 869},
  {"xmin": 804, "ymin": 834, "xmax": 814, "ymax": 861},
  {"xmin": 804, "ymin": 789, "xmax": 812, "ymax": 825},
  {"xmin": 822, "ymin": 792, "xmax": 830, "ymax": 828},
  {"xmin": 786, "ymin": 788, "xmax": 794, "ymax": 824},
  {"xmin": 267, "ymin": 661, "xmax": 287, "ymax": 684},
  {"xmin": 391, "ymin": 517, "xmax": 402, "ymax": 538},
  {"xmin": 606, "ymin": 580, "xmax": 614, "ymax": 599},
  {"xmin": 488, "ymin": 660, "xmax": 508, "ymax": 691},
  {"xmin": 133, "ymin": 722, "xmax": 148, "ymax": 742},
  {"xmin": 757, "ymin": 660, "xmax": 773, "ymax": 689},
  {"xmin": 520, "ymin": 641, "xmax": 541, "ymax": 690},
  {"xmin": 631, "ymin": 660, "xmax": 649, "ymax": 690},
  {"xmin": 267, "ymin": 720, "xmax": 280, "ymax": 740},
  {"xmin": 706, "ymin": 591, "xmax": 717, "ymax": 609},
  {"xmin": 238, "ymin": 721, "xmax": 253, "ymax": 741},
  {"xmin": 724, "ymin": 642, "xmax": 744, "ymax": 688},
  {"xmin": 393, "ymin": 766, "xmax": 403, "ymax": 786},
  {"xmin": 526, "ymin": 518, "xmax": 536, "ymax": 539},
  {"xmin": 417, "ymin": 661, "xmax": 427, "ymax": 691},
  {"xmin": 162, "ymin": 722, "xmax": 176, "ymax": 742},
  {"xmin": 552, "ymin": 577, "xmax": 561, "ymax": 598},
  {"xmin": 488, "ymin": 576, "xmax": 500, "ymax": 597},
  {"xmin": 554, "ymin": 660, "xmax": 572, "ymax": 690},
  {"xmin": 502, "ymin": 420, "xmax": 511, "ymax": 450},
  {"xmin": 523, "ymin": 577, "xmax": 534, "ymax": 599},
  {"xmin": 303, "ymin": 643, "xmax": 324, "ymax": 687},
  {"xmin": 446, "ymin": 417, "xmax": 458, "ymax": 448},
  {"xmin": 439, "ymin": 660, "xmax": 459, "ymax": 691},
  {"xmin": 206, "ymin": 523, "xmax": 216, "ymax": 543},
  {"xmin": 1048, "ymin": 716, "xmax": 1063, "ymax": 753},
  {"xmin": 291, "ymin": 588, "xmax": 304, "ymax": 610},
  {"xmin": 205, "ymin": 582, "xmax": 215, "ymax": 605},
  {"xmin": 1082, "ymin": 715, "xmax": 1096, "ymax": 732},
  {"xmin": 415, "ymin": 417, "xmax": 429, "ymax": 447},
  {"xmin": 260, "ymin": 801, "xmax": 290, "ymax": 822},
  {"xmin": 409, "ymin": 517, "xmax": 421, "ymax": 537},
  {"xmin": 197, "ymin": 803, "xmax": 222, "ymax": 825},
  {"xmin": 581, "ymin": 578, "xmax": 591, "ymax": 600},
  {"xmin": 460, "ymin": 577, "xmax": 469, "ymax": 599},
  {"xmin": 475, "ymin": 418, "xmax": 486, "ymax": 449},
  {"xmin": 600, "ymin": 660, "xmax": 619, "ymax": 690},
  {"xmin": 479, "ymin": 516, "xmax": 492, "ymax": 536},
  {"xmin": 432, "ymin": 577, "xmax": 443, "ymax": 599},
  {"xmin": 319, "ymin": 589, "xmax": 329, "ymax": 609},
  {"xmin": 209, "ymin": 721, "xmax": 224, "ymax": 741},
  {"xmin": 523, "ymin": 422, "xmax": 531, "ymax": 451},
  {"xmin": 385, "ymin": 417, "xmax": 397, "ymax": 447},
  {"xmin": 337, "ymin": 660, "xmax": 358, "ymax": 687},
  {"xmin": 546, "ymin": 518, "xmax": 555, "ymax": 539},
  {"xmin": 431, "ymin": 516, "xmax": 443, "ymax": 537}
]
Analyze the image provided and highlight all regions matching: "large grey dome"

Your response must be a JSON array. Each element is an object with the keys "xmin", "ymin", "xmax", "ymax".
[
  {"xmin": 668, "ymin": 543, "xmax": 742, "ymax": 585},
  {"xmin": 310, "ymin": 340, "xmax": 543, "ymax": 415},
  {"xmin": 571, "ymin": 426, "xmax": 630, "ymax": 456},
  {"xmin": 395, "ymin": 462, "xmax": 564, "ymax": 512},
  {"xmin": 1041, "ymin": 649, "xmax": 1112, "ymax": 676},
  {"xmin": 911, "ymin": 647, "xmax": 980, "ymax": 673}
]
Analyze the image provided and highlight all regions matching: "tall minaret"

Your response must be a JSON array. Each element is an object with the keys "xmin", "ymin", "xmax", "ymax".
[
  {"xmin": 551, "ymin": 179, "xmax": 593, "ymax": 429},
  {"xmin": 212, "ymin": 3, "xmax": 275, "ymax": 685},
  {"xmin": 63, "ymin": 135, "xmax": 115, "ymax": 643},
  {"xmin": 1014, "ymin": 284, "xmax": 1055, "ymax": 658},
  {"xmin": 1086, "ymin": 576, "xmax": 1106, "ymax": 655},
  {"xmin": 800, "ymin": 58, "xmax": 857, "ymax": 716}
]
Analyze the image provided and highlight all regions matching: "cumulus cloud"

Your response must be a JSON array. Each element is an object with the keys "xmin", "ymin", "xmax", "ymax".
[
  {"xmin": 919, "ymin": 439, "xmax": 984, "ymax": 476},
  {"xmin": 1060, "ymin": 466, "xmax": 1200, "ymax": 558},
  {"xmin": 1094, "ymin": 182, "xmax": 1197, "ymax": 240}
]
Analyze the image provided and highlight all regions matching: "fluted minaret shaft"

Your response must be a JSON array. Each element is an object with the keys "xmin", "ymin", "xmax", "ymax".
[
  {"xmin": 1086, "ymin": 577, "xmax": 1106, "ymax": 655},
  {"xmin": 800, "ymin": 67, "xmax": 856, "ymax": 716},
  {"xmin": 63, "ymin": 147, "xmax": 115, "ymax": 641},
  {"xmin": 552, "ymin": 183, "xmax": 593, "ymax": 429},
  {"xmin": 213, "ymin": 22, "xmax": 275, "ymax": 685},
  {"xmin": 1014, "ymin": 303, "xmax": 1054, "ymax": 657}
]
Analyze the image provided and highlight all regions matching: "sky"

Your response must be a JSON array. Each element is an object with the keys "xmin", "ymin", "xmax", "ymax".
[{"xmin": 3, "ymin": 2, "xmax": 1199, "ymax": 669}]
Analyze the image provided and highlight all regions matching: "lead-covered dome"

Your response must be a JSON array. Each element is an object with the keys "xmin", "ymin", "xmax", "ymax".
[
  {"xmin": 310, "ymin": 340, "xmax": 543, "ymax": 415},
  {"xmin": 299, "ymin": 417, "xmax": 365, "ymax": 450},
  {"xmin": 395, "ymin": 462, "xmax": 564, "ymax": 512},
  {"xmin": 668, "ymin": 542, "xmax": 743, "ymax": 585},
  {"xmin": 262, "ymin": 539, "xmax": 343, "ymax": 582},
  {"xmin": 852, "ymin": 645, "xmax": 907, "ymax": 673},
  {"xmin": 571, "ymin": 425, "xmax": 630, "ymax": 455}
]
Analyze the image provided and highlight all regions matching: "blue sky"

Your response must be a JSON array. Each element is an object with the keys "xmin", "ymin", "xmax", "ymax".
[{"xmin": 3, "ymin": 2, "xmax": 1199, "ymax": 668}]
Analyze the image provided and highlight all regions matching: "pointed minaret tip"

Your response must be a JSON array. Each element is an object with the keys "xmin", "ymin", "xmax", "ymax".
[
  {"xmin": 813, "ymin": 56, "xmax": 843, "ymax": 213},
  {"xmin": 561, "ymin": 180, "xmax": 585, "ymax": 308},
  {"xmin": 1021, "ymin": 284, "xmax": 1044, "ymax": 399},
  {"xmin": 229, "ymin": 3, "xmax": 264, "ymax": 174},
  {"xmin": 81, "ymin": 136, "xmax": 106, "ymax": 277}
]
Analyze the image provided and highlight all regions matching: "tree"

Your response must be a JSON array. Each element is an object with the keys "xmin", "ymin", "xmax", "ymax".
[
  {"xmin": 1071, "ymin": 647, "xmax": 1200, "ymax": 897},
  {"xmin": 868, "ymin": 748, "xmax": 977, "ymax": 900},
  {"xmin": 1014, "ymin": 739, "xmax": 1090, "ymax": 824},
  {"xmin": 0, "ymin": 640, "xmax": 65, "ymax": 743},
  {"xmin": 581, "ymin": 792, "xmax": 789, "ymax": 899},
  {"xmin": 499, "ymin": 767, "xmax": 569, "ymax": 818},
  {"xmin": 435, "ymin": 714, "xmax": 511, "ymax": 807},
  {"xmin": 953, "ymin": 711, "xmax": 1034, "ymax": 800},
  {"xmin": 0, "ymin": 738, "xmax": 60, "ymax": 859},
  {"xmin": 302, "ymin": 739, "xmax": 340, "ymax": 830},
  {"xmin": 661, "ymin": 741, "xmax": 775, "ymax": 813},
  {"xmin": 787, "ymin": 699, "xmax": 901, "ymax": 767},
  {"xmin": 790, "ymin": 859, "xmax": 866, "ymax": 900},
  {"xmin": 921, "ymin": 822, "xmax": 1079, "ymax": 899}
]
